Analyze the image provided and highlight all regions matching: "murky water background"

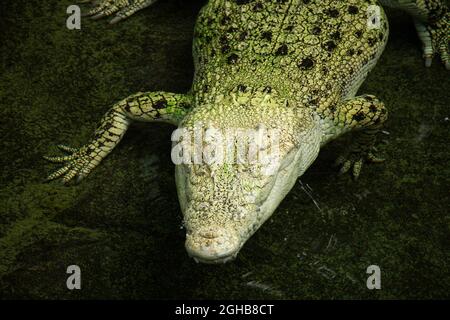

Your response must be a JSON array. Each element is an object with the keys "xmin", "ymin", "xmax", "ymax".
[{"xmin": 0, "ymin": 0, "xmax": 449, "ymax": 299}]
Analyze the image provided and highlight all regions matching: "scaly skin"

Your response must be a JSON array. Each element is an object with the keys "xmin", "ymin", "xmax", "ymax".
[
  {"xmin": 80, "ymin": 0, "xmax": 159, "ymax": 24},
  {"xmin": 44, "ymin": 91, "xmax": 191, "ymax": 182},
  {"xmin": 46, "ymin": 0, "xmax": 448, "ymax": 263},
  {"xmin": 81, "ymin": 0, "xmax": 450, "ymax": 67}
]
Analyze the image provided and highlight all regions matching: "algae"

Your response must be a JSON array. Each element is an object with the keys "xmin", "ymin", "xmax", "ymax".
[{"xmin": 0, "ymin": 0, "xmax": 449, "ymax": 299}]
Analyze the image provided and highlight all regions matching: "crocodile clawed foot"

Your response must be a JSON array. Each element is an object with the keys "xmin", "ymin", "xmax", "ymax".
[
  {"xmin": 335, "ymin": 148, "xmax": 385, "ymax": 180},
  {"xmin": 80, "ymin": 0, "xmax": 158, "ymax": 24},
  {"xmin": 415, "ymin": 13, "xmax": 450, "ymax": 70},
  {"xmin": 44, "ymin": 144, "xmax": 98, "ymax": 184}
]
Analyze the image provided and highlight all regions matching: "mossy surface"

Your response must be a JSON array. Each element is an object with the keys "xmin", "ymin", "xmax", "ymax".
[{"xmin": 0, "ymin": 0, "xmax": 449, "ymax": 299}]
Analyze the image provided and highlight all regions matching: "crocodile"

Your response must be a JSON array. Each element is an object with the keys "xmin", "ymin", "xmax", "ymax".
[{"xmin": 45, "ymin": 0, "xmax": 449, "ymax": 263}]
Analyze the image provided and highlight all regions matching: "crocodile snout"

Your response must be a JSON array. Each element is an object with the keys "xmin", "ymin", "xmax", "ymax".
[{"xmin": 185, "ymin": 226, "xmax": 240, "ymax": 264}]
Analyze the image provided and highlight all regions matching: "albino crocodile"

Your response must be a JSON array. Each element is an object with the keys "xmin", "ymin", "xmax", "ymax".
[{"xmin": 45, "ymin": 0, "xmax": 449, "ymax": 263}]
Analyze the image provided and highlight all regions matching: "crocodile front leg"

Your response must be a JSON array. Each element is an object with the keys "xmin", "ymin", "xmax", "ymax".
[
  {"xmin": 80, "ymin": 0, "xmax": 159, "ymax": 24},
  {"xmin": 44, "ymin": 91, "xmax": 191, "ymax": 183},
  {"xmin": 321, "ymin": 95, "xmax": 388, "ymax": 178},
  {"xmin": 380, "ymin": 0, "xmax": 449, "ymax": 69}
]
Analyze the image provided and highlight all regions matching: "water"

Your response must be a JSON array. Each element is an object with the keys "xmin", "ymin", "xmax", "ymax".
[{"xmin": 0, "ymin": 0, "xmax": 449, "ymax": 299}]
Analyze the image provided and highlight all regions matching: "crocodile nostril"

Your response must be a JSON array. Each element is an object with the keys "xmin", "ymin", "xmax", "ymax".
[
  {"xmin": 185, "ymin": 226, "xmax": 240, "ymax": 263},
  {"xmin": 199, "ymin": 230, "xmax": 220, "ymax": 239}
]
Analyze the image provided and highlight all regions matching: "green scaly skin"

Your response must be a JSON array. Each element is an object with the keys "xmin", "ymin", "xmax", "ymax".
[{"xmin": 46, "ymin": 0, "xmax": 449, "ymax": 263}]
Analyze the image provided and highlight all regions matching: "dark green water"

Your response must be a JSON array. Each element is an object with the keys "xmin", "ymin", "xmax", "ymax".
[{"xmin": 0, "ymin": 0, "xmax": 449, "ymax": 299}]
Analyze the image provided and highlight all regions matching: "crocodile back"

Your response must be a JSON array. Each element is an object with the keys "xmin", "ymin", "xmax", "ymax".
[{"xmin": 192, "ymin": 0, "xmax": 389, "ymax": 114}]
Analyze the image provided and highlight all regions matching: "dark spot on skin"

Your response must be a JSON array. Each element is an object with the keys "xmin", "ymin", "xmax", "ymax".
[
  {"xmin": 221, "ymin": 15, "xmax": 231, "ymax": 25},
  {"xmin": 322, "ymin": 66, "xmax": 329, "ymax": 74},
  {"xmin": 353, "ymin": 111, "xmax": 366, "ymax": 121},
  {"xmin": 357, "ymin": 49, "xmax": 363, "ymax": 55},
  {"xmin": 124, "ymin": 104, "xmax": 131, "ymax": 112},
  {"xmin": 303, "ymin": 0, "xmax": 310, "ymax": 4},
  {"xmin": 285, "ymin": 25, "xmax": 294, "ymax": 32},
  {"xmin": 429, "ymin": 6, "xmax": 445, "ymax": 21},
  {"xmin": 298, "ymin": 57, "xmax": 315, "ymax": 70},
  {"xmin": 381, "ymin": 108, "xmax": 387, "ymax": 115},
  {"xmin": 369, "ymin": 104, "xmax": 378, "ymax": 113},
  {"xmin": 347, "ymin": 48, "xmax": 355, "ymax": 56},
  {"xmin": 221, "ymin": 44, "xmax": 230, "ymax": 54},
  {"xmin": 325, "ymin": 8, "xmax": 340, "ymax": 18},
  {"xmin": 154, "ymin": 99, "xmax": 167, "ymax": 109},
  {"xmin": 329, "ymin": 105, "xmax": 336, "ymax": 112},
  {"xmin": 237, "ymin": 84, "xmax": 247, "ymax": 92},
  {"xmin": 379, "ymin": 33, "xmax": 384, "ymax": 41},
  {"xmin": 262, "ymin": 31, "xmax": 272, "ymax": 41},
  {"xmin": 368, "ymin": 37, "xmax": 377, "ymax": 46},
  {"xmin": 348, "ymin": 5, "xmax": 359, "ymax": 14},
  {"xmin": 275, "ymin": 44, "xmax": 288, "ymax": 56},
  {"xmin": 355, "ymin": 30, "xmax": 363, "ymax": 38},
  {"xmin": 239, "ymin": 31, "xmax": 248, "ymax": 41},
  {"xmin": 253, "ymin": 2, "xmax": 263, "ymax": 11},
  {"xmin": 203, "ymin": 85, "xmax": 209, "ymax": 93},
  {"xmin": 311, "ymin": 26, "xmax": 321, "ymax": 35},
  {"xmin": 219, "ymin": 35, "xmax": 228, "ymax": 46},
  {"xmin": 263, "ymin": 86, "xmax": 272, "ymax": 93},
  {"xmin": 330, "ymin": 31, "xmax": 341, "ymax": 40},
  {"xmin": 323, "ymin": 41, "xmax": 337, "ymax": 51},
  {"xmin": 308, "ymin": 98, "xmax": 319, "ymax": 106},
  {"xmin": 227, "ymin": 53, "xmax": 239, "ymax": 64},
  {"xmin": 365, "ymin": 96, "xmax": 374, "ymax": 101},
  {"xmin": 235, "ymin": 0, "xmax": 251, "ymax": 6},
  {"xmin": 180, "ymin": 102, "xmax": 190, "ymax": 109}
]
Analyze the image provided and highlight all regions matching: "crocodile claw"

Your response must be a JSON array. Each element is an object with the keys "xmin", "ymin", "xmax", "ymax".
[
  {"xmin": 335, "ymin": 150, "xmax": 385, "ymax": 179},
  {"xmin": 44, "ymin": 144, "xmax": 97, "ymax": 184},
  {"xmin": 415, "ymin": 12, "xmax": 450, "ymax": 70},
  {"xmin": 80, "ymin": 0, "xmax": 158, "ymax": 24}
]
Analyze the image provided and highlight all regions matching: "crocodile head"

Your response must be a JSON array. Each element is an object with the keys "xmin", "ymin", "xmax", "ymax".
[{"xmin": 174, "ymin": 88, "xmax": 321, "ymax": 263}]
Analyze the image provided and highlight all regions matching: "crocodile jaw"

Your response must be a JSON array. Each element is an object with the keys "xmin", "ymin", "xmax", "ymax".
[{"xmin": 175, "ymin": 124, "xmax": 321, "ymax": 264}]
